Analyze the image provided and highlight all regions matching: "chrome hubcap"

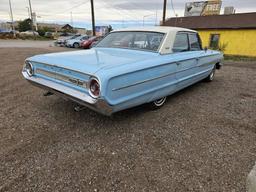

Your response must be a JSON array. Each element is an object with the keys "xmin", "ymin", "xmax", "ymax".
[
  {"xmin": 154, "ymin": 97, "xmax": 166, "ymax": 107},
  {"xmin": 210, "ymin": 70, "xmax": 215, "ymax": 80}
]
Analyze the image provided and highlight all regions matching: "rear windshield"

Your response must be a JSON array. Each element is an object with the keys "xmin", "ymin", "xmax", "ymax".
[{"xmin": 96, "ymin": 31, "xmax": 165, "ymax": 52}]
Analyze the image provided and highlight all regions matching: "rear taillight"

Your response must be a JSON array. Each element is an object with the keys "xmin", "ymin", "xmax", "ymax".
[
  {"xmin": 89, "ymin": 78, "xmax": 100, "ymax": 98},
  {"xmin": 24, "ymin": 61, "xmax": 34, "ymax": 77}
]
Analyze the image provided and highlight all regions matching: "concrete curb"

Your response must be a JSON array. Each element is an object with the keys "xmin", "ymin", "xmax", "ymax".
[{"xmin": 247, "ymin": 162, "xmax": 256, "ymax": 192}]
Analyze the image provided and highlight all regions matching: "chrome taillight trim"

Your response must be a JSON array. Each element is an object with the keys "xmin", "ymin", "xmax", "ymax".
[
  {"xmin": 25, "ymin": 61, "xmax": 34, "ymax": 77},
  {"xmin": 88, "ymin": 77, "xmax": 100, "ymax": 99}
]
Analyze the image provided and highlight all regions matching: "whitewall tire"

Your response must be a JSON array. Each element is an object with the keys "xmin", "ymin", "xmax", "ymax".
[{"xmin": 149, "ymin": 97, "xmax": 167, "ymax": 110}]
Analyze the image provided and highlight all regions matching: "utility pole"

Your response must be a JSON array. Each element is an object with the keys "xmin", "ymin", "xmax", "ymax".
[
  {"xmin": 70, "ymin": 11, "xmax": 73, "ymax": 27},
  {"xmin": 90, "ymin": 0, "xmax": 96, "ymax": 36},
  {"xmin": 162, "ymin": 0, "xmax": 167, "ymax": 25},
  {"xmin": 26, "ymin": 7, "xmax": 30, "ymax": 18},
  {"xmin": 8, "ymin": 0, "xmax": 14, "ymax": 31},
  {"xmin": 28, "ymin": 0, "xmax": 33, "ymax": 30},
  {"xmin": 155, "ymin": 10, "xmax": 158, "ymax": 26},
  {"xmin": 28, "ymin": 0, "xmax": 36, "ymax": 39}
]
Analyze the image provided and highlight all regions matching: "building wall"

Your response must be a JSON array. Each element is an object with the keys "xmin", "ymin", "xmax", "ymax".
[{"xmin": 198, "ymin": 29, "xmax": 256, "ymax": 57}]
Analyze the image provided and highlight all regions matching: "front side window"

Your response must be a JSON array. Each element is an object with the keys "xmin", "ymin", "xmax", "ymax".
[
  {"xmin": 172, "ymin": 33, "xmax": 189, "ymax": 52},
  {"xmin": 96, "ymin": 31, "xmax": 165, "ymax": 52},
  {"xmin": 209, "ymin": 34, "xmax": 220, "ymax": 49},
  {"xmin": 189, "ymin": 33, "xmax": 201, "ymax": 51}
]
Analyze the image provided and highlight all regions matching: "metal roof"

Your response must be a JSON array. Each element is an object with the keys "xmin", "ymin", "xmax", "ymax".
[{"xmin": 163, "ymin": 12, "xmax": 256, "ymax": 30}]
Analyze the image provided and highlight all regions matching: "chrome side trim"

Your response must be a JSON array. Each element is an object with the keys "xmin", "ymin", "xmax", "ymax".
[
  {"xmin": 112, "ymin": 62, "xmax": 214, "ymax": 91},
  {"xmin": 112, "ymin": 71, "xmax": 177, "ymax": 91}
]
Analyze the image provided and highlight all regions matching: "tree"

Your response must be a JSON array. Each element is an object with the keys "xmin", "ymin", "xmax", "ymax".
[{"xmin": 18, "ymin": 18, "xmax": 32, "ymax": 32}]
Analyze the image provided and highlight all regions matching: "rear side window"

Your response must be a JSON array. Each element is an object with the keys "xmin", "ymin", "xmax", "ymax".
[
  {"xmin": 189, "ymin": 33, "xmax": 201, "ymax": 51},
  {"xmin": 173, "ymin": 33, "xmax": 189, "ymax": 52}
]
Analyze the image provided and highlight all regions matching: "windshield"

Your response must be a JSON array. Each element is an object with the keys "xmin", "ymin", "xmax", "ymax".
[{"xmin": 96, "ymin": 31, "xmax": 165, "ymax": 52}]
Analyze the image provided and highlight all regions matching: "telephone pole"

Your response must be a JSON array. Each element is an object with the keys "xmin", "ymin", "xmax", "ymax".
[
  {"xmin": 8, "ymin": 0, "xmax": 14, "ymax": 31},
  {"xmin": 28, "ymin": 0, "xmax": 33, "ymax": 30},
  {"xmin": 70, "ymin": 11, "xmax": 73, "ymax": 27},
  {"xmin": 162, "ymin": 0, "xmax": 167, "ymax": 25},
  {"xmin": 90, "ymin": 0, "xmax": 96, "ymax": 36}
]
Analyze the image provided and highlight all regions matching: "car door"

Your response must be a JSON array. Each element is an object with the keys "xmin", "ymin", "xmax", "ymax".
[
  {"xmin": 173, "ymin": 32, "xmax": 199, "ymax": 90},
  {"xmin": 191, "ymin": 33, "xmax": 216, "ymax": 79}
]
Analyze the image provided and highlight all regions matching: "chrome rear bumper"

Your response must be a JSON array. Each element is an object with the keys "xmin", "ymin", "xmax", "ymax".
[{"xmin": 22, "ymin": 71, "xmax": 113, "ymax": 116}]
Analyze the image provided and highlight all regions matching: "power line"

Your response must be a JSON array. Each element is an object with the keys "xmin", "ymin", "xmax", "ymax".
[{"xmin": 38, "ymin": 0, "xmax": 90, "ymax": 18}]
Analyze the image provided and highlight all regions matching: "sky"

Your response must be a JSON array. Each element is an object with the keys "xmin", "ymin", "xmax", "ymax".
[{"xmin": 0, "ymin": 0, "xmax": 256, "ymax": 29}]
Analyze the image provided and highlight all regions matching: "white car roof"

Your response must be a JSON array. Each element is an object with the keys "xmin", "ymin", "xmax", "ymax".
[
  {"xmin": 113, "ymin": 26, "xmax": 196, "ymax": 34},
  {"xmin": 112, "ymin": 27, "xmax": 198, "ymax": 54}
]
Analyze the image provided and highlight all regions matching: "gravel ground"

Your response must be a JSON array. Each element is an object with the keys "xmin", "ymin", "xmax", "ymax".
[{"xmin": 0, "ymin": 47, "xmax": 256, "ymax": 192}]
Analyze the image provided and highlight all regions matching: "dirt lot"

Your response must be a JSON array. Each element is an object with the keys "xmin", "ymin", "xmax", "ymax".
[
  {"xmin": 0, "ymin": 40, "xmax": 55, "ymax": 48},
  {"xmin": 0, "ymin": 47, "xmax": 256, "ymax": 192}
]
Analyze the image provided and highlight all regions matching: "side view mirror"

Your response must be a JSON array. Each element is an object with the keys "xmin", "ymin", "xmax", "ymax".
[{"xmin": 204, "ymin": 46, "xmax": 208, "ymax": 52}]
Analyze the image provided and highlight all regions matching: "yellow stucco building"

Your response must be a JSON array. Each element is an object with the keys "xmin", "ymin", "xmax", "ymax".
[{"xmin": 164, "ymin": 12, "xmax": 256, "ymax": 57}]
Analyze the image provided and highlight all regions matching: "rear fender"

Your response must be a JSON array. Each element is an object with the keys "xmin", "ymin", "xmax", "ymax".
[{"xmin": 102, "ymin": 61, "xmax": 178, "ymax": 106}]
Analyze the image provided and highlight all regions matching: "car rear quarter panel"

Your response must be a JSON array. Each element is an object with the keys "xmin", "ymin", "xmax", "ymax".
[{"xmin": 96, "ymin": 55, "xmax": 179, "ymax": 111}]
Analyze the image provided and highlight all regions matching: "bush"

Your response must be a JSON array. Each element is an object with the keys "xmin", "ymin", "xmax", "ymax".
[{"xmin": 37, "ymin": 29, "xmax": 45, "ymax": 36}]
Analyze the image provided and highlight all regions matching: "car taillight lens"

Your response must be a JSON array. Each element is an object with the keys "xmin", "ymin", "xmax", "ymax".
[
  {"xmin": 24, "ymin": 61, "xmax": 34, "ymax": 76},
  {"xmin": 89, "ymin": 78, "xmax": 100, "ymax": 98}
]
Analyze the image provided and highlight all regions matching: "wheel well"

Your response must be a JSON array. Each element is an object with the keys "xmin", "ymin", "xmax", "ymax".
[{"xmin": 216, "ymin": 62, "xmax": 221, "ymax": 70}]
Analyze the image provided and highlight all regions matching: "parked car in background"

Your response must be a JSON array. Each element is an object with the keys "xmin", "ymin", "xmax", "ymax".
[
  {"xmin": 80, "ymin": 36, "xmax": 104, "ymax": 49},
  {"xmin": 20, "ymin": 30, "xmax": 39, "ymax": 36},
  {"xmin": 55, "ymin": 33, "xmax": 80, "ymax": 47},
  {"xmin": 0, "ymin": 29, "xmax": 10, "ymax": 34},
  {"xmin": 22, "ymin": 27, "xmax": 223, "ymax": 116},
  {"xmin": 66, "ymin": 35, "xmax": 90, "ymax": 48},
  {"xmin": 0, "ymin": 29, "xmax": 19, "ymax": 36},
  {"xmin": 44, "ymin": 32, "xmax": 53, "ymax": 38}
]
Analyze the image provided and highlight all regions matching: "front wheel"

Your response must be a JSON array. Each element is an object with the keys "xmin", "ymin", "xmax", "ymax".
[
  {"xmin": 73, "ymin": 43, "xmax": 80, "ymax": 48},
  {"xmin": 149, "ymin": 97, "xmax": 167, "ymax": 110},
  {"xmin": 205, "ymin": 66, "xmax": 216, "ymax": 82}
]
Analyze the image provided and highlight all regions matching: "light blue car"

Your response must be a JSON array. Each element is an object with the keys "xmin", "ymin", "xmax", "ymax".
[{"xmin": 22, "ymin": 27, "xmax": 223, "ymax": 116}]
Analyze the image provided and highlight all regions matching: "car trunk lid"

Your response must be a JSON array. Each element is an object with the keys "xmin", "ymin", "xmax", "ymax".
[{"xmin": 28, "ymin": 48, "xmax": 159, "ymax": 75}]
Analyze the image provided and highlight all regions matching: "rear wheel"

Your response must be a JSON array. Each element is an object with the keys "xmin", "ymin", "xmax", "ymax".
[
  {"xmin": 205, "ymin": 65, "xmax": 216, "ymax": 82},
  {"xmin": 73, "ymin": 42, "xmax": 80, "ymax": 48},
  {"xmin": 149, "ymin": 97, "xmax": 167, "ymax": 110}
]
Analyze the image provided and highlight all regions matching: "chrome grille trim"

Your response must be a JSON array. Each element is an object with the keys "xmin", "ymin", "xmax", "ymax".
[{"xmin": 36, "ymin": 68, "xmax": 88, "ymax": 88}]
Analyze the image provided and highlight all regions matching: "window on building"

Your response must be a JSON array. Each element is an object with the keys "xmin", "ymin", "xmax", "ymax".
[
  {"xmin": 173, "ymin": 33, "xmax": 189, "ymax": 52},
  {"xmin": 189, "ymin": 33, "xmax": 202, "ymax": 51},
  {"xmin": 209, "ymin": 34, "xmax": 220, "ymax": 49}
]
